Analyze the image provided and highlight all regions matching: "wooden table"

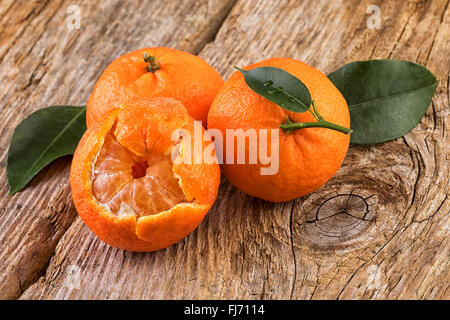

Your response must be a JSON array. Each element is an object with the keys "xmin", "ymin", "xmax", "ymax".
[{"xmin": 0, "ymin": 0, "xmax": 448, "ymax": 300}]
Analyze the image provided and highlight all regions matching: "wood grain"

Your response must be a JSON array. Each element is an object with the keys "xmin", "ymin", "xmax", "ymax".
[
  {"xmin": 1, "ymin": 0, "xmax": 448, "ymax": 300},
  {"xmin": 0, "ymin": 0, "xmax": 236, "ymax": 299}
]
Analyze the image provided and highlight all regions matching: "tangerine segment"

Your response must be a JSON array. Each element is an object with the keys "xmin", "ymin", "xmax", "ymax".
[
  {"xmin": 92, "ymin": 133, "xmax": 187, "ymax": 217},
  {"xmin": 70, "ymin": 97, "xmax": 220, "ymax": 252}
]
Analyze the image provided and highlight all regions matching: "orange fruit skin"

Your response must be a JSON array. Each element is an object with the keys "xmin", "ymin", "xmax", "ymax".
[
  {"xmin": 86, "ymin": 47, "xmax": 224, "ymax": 128},
  {"xmin": 71, "ymin": 97, "xmax": 220, "ymax": 252},
  {"xmin": 207, "ymin": 58, "xmax": 350, "ymax": 202}
]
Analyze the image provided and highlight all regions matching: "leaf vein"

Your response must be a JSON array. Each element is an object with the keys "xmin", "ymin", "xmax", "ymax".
[{"xmin": 348, "ymin": 82, "xmax": 438, "ymax": 111}]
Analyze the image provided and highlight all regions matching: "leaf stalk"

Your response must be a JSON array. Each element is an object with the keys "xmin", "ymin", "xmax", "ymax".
[{"xmin": 281, "ymin": 100, "xmax": 351, "ymax": 135}]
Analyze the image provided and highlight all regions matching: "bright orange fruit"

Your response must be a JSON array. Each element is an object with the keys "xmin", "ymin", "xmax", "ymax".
[
  {"xmin": 86, "ymin": 47, "xmax": 224, "ymax": 127},
  {"xmin": 207, "ymin": 58, "xmax": 350, "ymax": 202},
  {"xmin": 71, "ymin": 97, "xmax": 220, "ymax": 252}
]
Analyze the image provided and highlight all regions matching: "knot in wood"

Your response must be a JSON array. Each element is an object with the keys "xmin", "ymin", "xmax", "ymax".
[{"xmin": 295, "ymin": 190, "xmax": 378, "ymax": 249}]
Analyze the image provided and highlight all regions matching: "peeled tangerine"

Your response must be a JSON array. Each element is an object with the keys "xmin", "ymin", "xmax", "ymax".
[{"xmin": 70, "ymin": 97, "xmax": 220, "ymax": 252}]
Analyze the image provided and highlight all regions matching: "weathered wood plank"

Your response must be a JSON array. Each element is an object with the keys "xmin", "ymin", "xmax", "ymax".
[
  {"xmin": 0, "ymin": 0, "xmax": 236, "ymax": 299},
  {"xmin": 17, "ymin": 0, "xmax": 450, "ymax": 299}
]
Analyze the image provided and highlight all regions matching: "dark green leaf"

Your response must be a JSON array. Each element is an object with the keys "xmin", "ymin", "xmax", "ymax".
[
  {"xmin": 7, "ymin": 106, "xmax": 87, "ymax": 194},
  {"xmin": 236, "ymin": 66, "xmax": 311, "ymax": 113},
  {"xmin": 328, "ymin": 60, "xmax": 438, "ymax": 144}
]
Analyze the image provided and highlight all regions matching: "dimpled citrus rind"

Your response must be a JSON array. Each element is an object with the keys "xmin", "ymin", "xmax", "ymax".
[{"xmin": 86, "ymin": 47, "xmax": 224, "ymax": 127}]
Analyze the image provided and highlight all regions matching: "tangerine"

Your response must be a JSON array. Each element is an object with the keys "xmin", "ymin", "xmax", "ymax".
[
  {"xmin": 71, "ymin": 97, "xmax": 220, "ymax": 252},
  {"xmin": 207, "ymin": 58, "xmax": 350, "ymax": 202},
  {"xmin": 86, "ymin": 47, "xmax": 223, "ymax": 127}
]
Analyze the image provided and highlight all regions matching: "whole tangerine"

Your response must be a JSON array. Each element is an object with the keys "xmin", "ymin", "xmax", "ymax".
[
  {"xmin": 86, "ymin": 47, "xmax": 223, "ymax": 127},
  {"xmin": 207, "ymin": 58, "xmax": 350, "ymax": 202}
]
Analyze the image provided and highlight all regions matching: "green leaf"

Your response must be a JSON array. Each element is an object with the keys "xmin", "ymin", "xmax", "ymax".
[
  {"xmin": 328, "ymin": 60, "xmax": 438, "ymax": 144},
  {"xmin": 7, "ymin": 106, "xmax": 87, "ymax": 194},
  {"xmin": 236, "ymin": 66, "xmax": 311, "ymax": 113}
]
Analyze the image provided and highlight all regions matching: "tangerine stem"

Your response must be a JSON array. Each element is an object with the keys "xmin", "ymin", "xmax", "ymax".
[
  {"xmin": 281, "ymin": 117, "xmax": 351, "ymax": 135},
  {"xmin": 143, "ymin": 52, "xmax": 160, "ymax": 72},
  {"xmin": 282, "ymin": 100, "xmax": 351, "ymax": 134}
]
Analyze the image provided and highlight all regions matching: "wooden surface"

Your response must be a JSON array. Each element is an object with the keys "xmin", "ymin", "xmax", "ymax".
[{"xmin": 0, "ymin": 0, "xmax": 448, "ymax": 300}]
